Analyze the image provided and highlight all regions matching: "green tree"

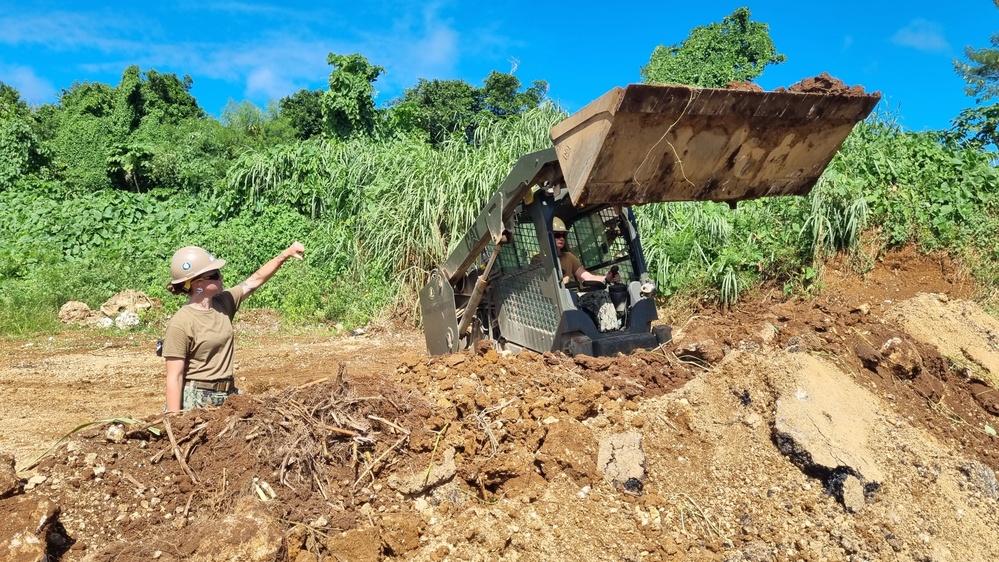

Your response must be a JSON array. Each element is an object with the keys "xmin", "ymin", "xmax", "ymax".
[
  {"xmin": 955, "ymin": 1, "xmax": 999, "ymax": 102},
  {"xmin": 322, "ymin": 53, "xmax": 384, "ymax": 139},
  {"xmin": 390, "ymin": 78, "xmax": 479, "ymax": 143},
  {"xmin": 104, "ymin": 67, "xmax": 205, "ymax": 192},
  {"xmin": 387, "ymin": 71, "xmax": 548, "ymax": 144},
  {"xmin": 640, "ymin": 7, "xmax": 785, "ymax": 87},
  {"xmin": 112, "ymin": 65, "xmax": 143, "ymax": 134},
  {"xmin": 280, "ymin": 89, "xmax": 324, "ymax": 140},
  {"xmin": 57, "ymin": 81, "xmax": 115, "ymax": 118},
  {"xmin": 0, "ymin": 116, "xmax": 48, "ymax": 191},
  {"xmin": 0, "ymin": 83, "xmax": 49, "ymax": 190},
  {"xmin": 132, "ymin": 115, "xmax": 235, "ymax": 194},
  {"xmin": 0, "ymin": 81, "xmax": 30, "ymax": 120},
  {"xmin": 219, "ymin": 99, "xmax": 296, "ymax": 148},
  {"xmin": 480, "ymin": 71, "xmax": 548, "ymax": 118},
  {"xmin": 952, "ymin": 0, "xmax": 999, "ymax": 149},
  {"xmin": 40, "ymin": 67, "xmax": 217, "ymax": 193},
  {"xmin": 221, "ymin": 100, "xmax": 268, "ymax": 140},
  {"xmin": 137, "ymin": 68, "xmax": 203, "ymax": 124},
  {"xmin": 47, "ymin": 82, "xmax": 117, "ymax": 192}
]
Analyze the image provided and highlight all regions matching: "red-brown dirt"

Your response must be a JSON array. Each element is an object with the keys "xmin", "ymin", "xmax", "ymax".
[
  {"xmin": 1, "ymin": 246, "xmax": 997, "ymax": 561},
  {"xmin": 779, "ymin": 72, "xmax": 873, "ymax": 97}
]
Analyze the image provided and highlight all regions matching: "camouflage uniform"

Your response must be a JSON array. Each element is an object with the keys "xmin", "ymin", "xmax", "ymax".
[{"xmin": 181, "ymin": 384, "xmax": 237, "ymax": 409}]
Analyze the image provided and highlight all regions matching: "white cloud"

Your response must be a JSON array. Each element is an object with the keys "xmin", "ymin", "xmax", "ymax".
[
  {"xmin": 351, "ymin": 2, "xmax": 466, "ymax": 96},
  {"xmin": 891, "ymin": 19, "xmax": 951, "ymax": 53},
  {"xmin": 411, "ymin": 22, "xmax": 459, "ymax": 69},
  {"xmin": 0, "ymin": 11, "xmax": 144, "ymax": 53},
  {"xmin": 133, "ymin": 3, "xmax": 470, "ymax": 104},
  {"xmin": 0, "ymin": 2, "xmax": 518, "ymax": 108},
  {"xmin": 0, "ymin": 65, "xmax": 56, "ymax": 105},
  {"xmin": 245, "ymin": 65, "xmax": 298, "ymax": 102}
]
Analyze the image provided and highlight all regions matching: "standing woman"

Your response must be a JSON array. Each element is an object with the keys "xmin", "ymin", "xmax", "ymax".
[{"xmin": 162, "ymin": 242, "xmax": 305, "ymax": 412}]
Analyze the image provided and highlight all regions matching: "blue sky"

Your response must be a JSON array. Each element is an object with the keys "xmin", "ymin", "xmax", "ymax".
[{"xmin": 1, "ymin": 1, "xmax": 996, "ymax": 132}]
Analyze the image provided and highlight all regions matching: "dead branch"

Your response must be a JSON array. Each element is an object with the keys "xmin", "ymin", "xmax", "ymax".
[
  {"xmin": 367, "ymin": 415, "xmax": 410, "ymax": 435},
  {"xmin": 297, "ymin": 377, "xmax": 330, "ymax": 390},
  {"xmin": 423, "ymin": 422, "xmax": 450, "ymax": 486},
  {"xmin": 123, "ymin": 472, "xmax": 145, "ymax": 493},
  {"xmin": 151, "ymin": 422, "xmax": 206, "ymax": 464},
  {"xmin": 163, "ymin": 416, "xmax": 199, "ymax": 485},
  {"xmin": 352, "ymin": 435, "xmax": 408, "ymax": 488},
  {"xmin": 469, "ymin": 398, "xmax": 516, "ymax": 459}
]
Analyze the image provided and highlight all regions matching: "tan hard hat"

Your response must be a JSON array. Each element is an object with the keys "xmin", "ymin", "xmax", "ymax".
[
  {"xmin": 552, "ymin": 217, "xmax": 568, "ymax": 233},
  {"xmin": 167, "ymin": 246, "xmax": 226, "ymax": 293}
]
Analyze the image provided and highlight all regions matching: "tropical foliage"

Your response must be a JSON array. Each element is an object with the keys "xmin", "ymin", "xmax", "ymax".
[
  {"xmin": 952, "ymin": 0, "xmax": 999, "ymax": 150},
  {"xmin": 1, "ymin": 9, "xmax": 998, "ymax": 336},
  {"xmin": 640, "ymin": 7, "xmax": 786, "ymax": 87},
  {"xmin": 387, "ymin": 72, "xmax": 548, "ymax": 144}
]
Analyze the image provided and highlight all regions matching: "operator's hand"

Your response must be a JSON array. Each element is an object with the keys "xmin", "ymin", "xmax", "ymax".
[
  {"xmin": 284, "ymin": 241, "xmax": 306, "ymax": 260},
  {"xmin": 605, "ymin": 269, "xmax": 621, "ymax": 284}
]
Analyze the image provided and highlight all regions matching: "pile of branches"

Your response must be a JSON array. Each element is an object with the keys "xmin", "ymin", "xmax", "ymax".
[
  {"xmin": 147, "ymin": 363, "xmax": 416, "ymax": 510},
  {"xmin": 265, "ymin": 364, "xmax": 414, "ymax": 498}
]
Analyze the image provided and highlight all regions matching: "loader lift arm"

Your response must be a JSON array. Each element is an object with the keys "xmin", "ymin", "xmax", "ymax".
[
  {"xmin": 439, "ymin": 147, "xmax": 560, "ymax": 284},
  {"xmin": 420, "ymin": 148, "xmax": 562, "ymax": 355}
]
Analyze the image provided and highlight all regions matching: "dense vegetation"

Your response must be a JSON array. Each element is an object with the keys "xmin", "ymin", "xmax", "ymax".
[{"xmin": 1, "ymin": 8, "xmax": 997, "ymax": 337}]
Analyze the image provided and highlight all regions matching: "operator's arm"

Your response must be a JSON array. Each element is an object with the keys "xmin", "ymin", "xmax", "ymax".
[
  {"xmin": 574, "ymin": 265, "xmax": 620, "ymax": 284},
  {"xmin": 574, "ymin": 266, "xmax": 605, "ymax": 283},
  {"xmin": 240, "ymin": 241, "xmax": 306, "ymax": 297},
  {"xmin": 165, "ymin": 357, "xmax": 186, "ymax": 412}
]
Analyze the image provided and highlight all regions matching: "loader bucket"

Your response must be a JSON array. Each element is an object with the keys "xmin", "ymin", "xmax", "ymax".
[{"xmin": 550, "ymin": 81, "xmax": 881, "ymax": 207}]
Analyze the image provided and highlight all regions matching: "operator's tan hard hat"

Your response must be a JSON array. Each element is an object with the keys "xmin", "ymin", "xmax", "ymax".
[
  {"xmin": 167, "ymin": 246, "xmax": 226, "ymax": 294},
  {"xmin": 552, "ymin": 217, "xmax": 568, "ymax": 233}
]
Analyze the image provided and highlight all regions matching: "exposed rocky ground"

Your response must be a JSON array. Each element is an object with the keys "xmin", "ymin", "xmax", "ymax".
[{"xmin": 1, "ymin": 246, "xmax": 997, "ymax": 562}]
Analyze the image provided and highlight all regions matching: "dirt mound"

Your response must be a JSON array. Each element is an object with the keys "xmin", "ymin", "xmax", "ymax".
[
  {"xmin": 718, "ymin": 74, "xmax": 870, "ymax": 96},
  {"xmin": 725, "ymin": 81, "xmax": 764, "ymax": 92},
  {"xmin": 1, "ymin": 248, "xmax": 997, "ymax": 561},
  {"xmin": 780, "ymin": 72, "xmax": 872, "ymax": 96},
  {"xmin": 1, "ymin": 346, "xmax": 701, "ymax": 561}
]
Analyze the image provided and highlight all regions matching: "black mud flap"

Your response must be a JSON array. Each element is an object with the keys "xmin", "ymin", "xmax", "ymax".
[
  {"xmin": 591, "ymin": 331, "xmax": 658, "ymax": 357},
  {"xmin": 653, "ymin": 325, "xmax": 673, "ymax": 345}
]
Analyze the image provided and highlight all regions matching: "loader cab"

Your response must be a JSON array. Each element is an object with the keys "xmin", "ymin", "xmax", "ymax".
[
  {"xmin": 553, "ymin": 204, "xmax": 642, "ymax": 288},
  {"xmin": 475, "ymin": 188, "xmax": 664, "ymax": 357}
]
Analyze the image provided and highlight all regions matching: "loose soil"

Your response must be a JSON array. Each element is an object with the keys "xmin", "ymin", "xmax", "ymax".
[
  {"xmin": 1, "ymin": 246, "xmax": 998, "ymax": 562},
  {"xmin": 782, "ymin": 72, "xmax": 873, "ymax": 97}
]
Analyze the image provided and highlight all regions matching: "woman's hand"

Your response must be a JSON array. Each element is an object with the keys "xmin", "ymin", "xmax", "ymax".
[
  {"xmin": 243, "ymin": 241, "xmax": 308, "ymax": 296},
  {"xmin": 284, "ymin": 241, "xmax": 305, "ymax": 260}
]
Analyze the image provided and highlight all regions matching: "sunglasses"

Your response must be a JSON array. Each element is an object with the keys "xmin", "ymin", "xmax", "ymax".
[
  {"xmin": 553, "ymin": 233, "xmax": 566, "ymax": 239},
  {"xmin": 193, "ymin": 270, "xmax": 222, "ymax": 283}
]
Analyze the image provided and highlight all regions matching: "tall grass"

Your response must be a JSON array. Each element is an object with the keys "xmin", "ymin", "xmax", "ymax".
[
  {"xmin": 634, "ymin": 110, "xmax": 999, "ymax": 308},
  {"xmin": 801, "ymin": 170, "xmax": 869, "ymax": 261},
  {"xmin": 3, "ymin": 101, "xmax": 999, "ymax": 333},
  {"xmin": 217, "ymin": 103, "xmax": 566, "ymax": 309}
]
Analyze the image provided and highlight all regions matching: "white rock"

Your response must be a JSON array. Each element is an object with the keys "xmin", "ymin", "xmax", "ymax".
[
  {"xmin": 105, "ymin": 424, "xmax": 126, "ymax": 443},
  {"xmin": 115, "ymin": 311, "xmax": 140, "ymax": 329}
]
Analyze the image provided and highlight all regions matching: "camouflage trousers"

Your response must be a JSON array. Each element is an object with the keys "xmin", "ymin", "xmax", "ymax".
[
  {"xmin": 579, "ymin": 290, "xmax": 618, "ymax": 332},
  {"xmin": 181, "ymin": 383, "xmax": 238, "ymax": 410}
]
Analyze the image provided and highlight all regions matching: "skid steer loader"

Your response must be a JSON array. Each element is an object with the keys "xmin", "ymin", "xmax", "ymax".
[{"xmin": 420, "ymin": 81, "xmax": 880, "ymax": 357}]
